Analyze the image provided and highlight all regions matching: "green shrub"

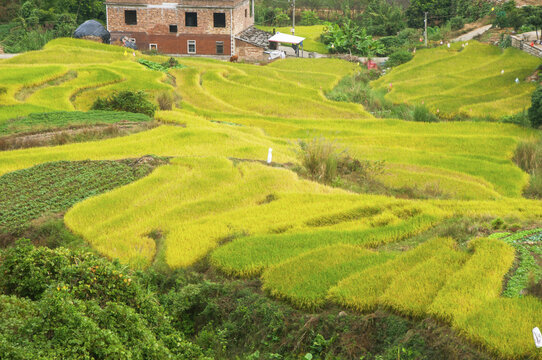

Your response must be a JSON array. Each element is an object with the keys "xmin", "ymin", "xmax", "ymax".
[
  {"xmin": 92, "ymin": 90, "xmax": 157, "ymax": 117},
  {"xmin": 0, "ymin": 241, "xmax": 209, "ymax": 359},
  {"xmin": 300, "ymin": 10, "xmax": 320, "ymax": 26},
  {"xmin": 499, "ymin": 34, "xmax": 512, "ymax": 49},
  {"xmin": 501, "ymin": 110, "xmax": 530, "ymax": 127},
  {"xmin": 386, "ymin": 50, "xmax": 413, "ymax": 68},
  {"xmin": 412, "ymin": 105, "xmax": 439, "ymax": 122},
  {"xmin": 529, "ymin": 86, "xmax": 542, "ymax": 129},
  {"xmin": 427, "ymin": 26, "xmax": 442, "ymax": 41},
  {"xmin": 450, "ymin": 16, "xmax": 465, "ymax": 31}
]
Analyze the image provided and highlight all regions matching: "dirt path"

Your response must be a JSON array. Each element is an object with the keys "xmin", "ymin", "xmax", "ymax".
[
  {"xmin": 0, "ymin": 54, "xmax": 18, "ymax": 59},
  {"xmin": 452, "ymin": 25, "xmax": 493, "ymax": 43}
]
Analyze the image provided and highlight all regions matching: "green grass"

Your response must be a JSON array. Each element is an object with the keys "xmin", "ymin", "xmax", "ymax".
[
  {"xmin": 0, "ymin": 111, "xmax": 151, "ymax": 136},
  {"xmin": 256, "ymin": 25, "xmax": 329, "ymax": 54}
]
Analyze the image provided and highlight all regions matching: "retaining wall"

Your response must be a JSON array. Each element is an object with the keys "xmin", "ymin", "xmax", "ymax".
[{"xmin": 510, "ymin": 35, "xmax": 542, "ymax": 58}]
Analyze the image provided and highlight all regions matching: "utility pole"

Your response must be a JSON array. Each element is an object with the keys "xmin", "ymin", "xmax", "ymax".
[
  {"xmin": 292, "ymin": 0, "xmax": 295, "ymax": 35},
  {"xmin": 424, "ymin": 12, "xmax": 428, "ymax": 47}
]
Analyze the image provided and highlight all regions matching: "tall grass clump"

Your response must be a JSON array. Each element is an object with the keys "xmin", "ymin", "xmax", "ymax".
[
  {"xmin": 513, "ymin": 138, "xmax": 542, "ymax": 198},
  {"xmin": 156, "ymin": 91, "xmax": 174, "ymax": 111},
  {"xmin": 295, "ymin": 137, "xmax": 386, "ymax": 190},
  {"xmin": 296, "ymin": 137, "xmax": 342, "ymax": 184}
]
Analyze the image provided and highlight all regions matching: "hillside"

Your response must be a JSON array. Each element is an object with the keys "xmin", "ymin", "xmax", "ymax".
[
  {"xmin": 1, "ymin": 38, "xmax": 542, "ymax": 358},
  {"xmin": 373, "ymin": 41, "xmax": 541, "ymax": 119}
]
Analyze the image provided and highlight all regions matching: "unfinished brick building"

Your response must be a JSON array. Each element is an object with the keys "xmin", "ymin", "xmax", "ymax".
[{"xmin": 106, "ymin": 0, "xmax": 263, "ymax": 57}]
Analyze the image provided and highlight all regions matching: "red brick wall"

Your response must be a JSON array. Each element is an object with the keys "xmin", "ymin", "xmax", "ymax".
[
  {"xmin": 111, "ymin": 31, "xmax": 232, "ymax": 55},
  {"xmin": 107, "ymin": 7, "xmax": 233, "ymax": 35},
  {"xmin": 106, "ymin": 0, "xmax": 254, "ymax": 55},
  {"xmin": 236, "ymin": 39, "xmax": 266, "ymax": 62}
]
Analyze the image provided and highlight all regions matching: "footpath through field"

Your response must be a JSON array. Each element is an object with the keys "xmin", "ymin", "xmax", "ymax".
[{"xmin": 452, "ymin": 25, "xmax": 493, "ymax": 43}]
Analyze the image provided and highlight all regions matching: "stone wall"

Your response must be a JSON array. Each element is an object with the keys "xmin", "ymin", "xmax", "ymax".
[{"xmin": 511, "ymin": 35, "xmax": 542, "ymax": 58}]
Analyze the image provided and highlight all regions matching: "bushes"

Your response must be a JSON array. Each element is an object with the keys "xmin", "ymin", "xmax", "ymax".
[
  {"xmin": 92, "ymin": 90, "xmax": 157, "ymax": 117},
  {"xmin": 320, "ymin": 20, "xmax": 384, "ymax": 56},
  {"xmin": 300, "ymin": 10, "xmax": 320, "ymax": 26},
  {"xmin": 386, "ymin": 50, "xmax": 413, "ymax": 68},
  {"xmin": 450, "ymin": 16, "xmax": 465, "ymax": 31},
  {"xmin": 412, "ymin": 105, "xmax": 439, "ymax": 122},
  {"xmin": 0, "ymin": 240, "xmax": 209, "ymax": 359},
  {"xmin": 529, "ymin": 86, "xmax": 542, "ymax": 129}
]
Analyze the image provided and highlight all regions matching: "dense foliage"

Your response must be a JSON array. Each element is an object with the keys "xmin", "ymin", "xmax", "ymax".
[
  {"xmin": 0, "ymin": 240, "xmax": 208, "ymax": 359},
  {"xmin": 0, "ymin": 0, "xmax": 104, "ymax": 52},
  {"xmin": 92, "ymin": 90, "xmax": 157, "ymax": 117},
  {"xmin": 529, "ymin": 86, "xmax": 542, "ymax": 129},
  {"xmin": 321, "ymin": 20, "xmax": 384, "ymax": 56}
]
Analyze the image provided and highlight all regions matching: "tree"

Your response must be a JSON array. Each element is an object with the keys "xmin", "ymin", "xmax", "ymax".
[
  {"xmin": 321, "ymin": 20, "xmax": 384, "ymax": 56},
  {"xmin": 361, "ymin": 0, "xmax": 406, "ymax": 36},
  {"xmin": 529, "ymin": 86, "xmax": 542, "ymax": 129},
  {"xmin": 406, "ymin": 0, "xmax": 453, "ymax": 28},
  {"xmin": 524, "ymin": 6, "xmax": 542, "ymax": 40}
]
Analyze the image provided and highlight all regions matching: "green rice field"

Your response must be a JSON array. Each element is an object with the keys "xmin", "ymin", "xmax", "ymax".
[
  {"xmin": 373, "ymin": 41, "xmax": 542, "ymax": 119},
  {"xmin": 2, "ymin": 38, "xmax": 542, "ymax": 358}
]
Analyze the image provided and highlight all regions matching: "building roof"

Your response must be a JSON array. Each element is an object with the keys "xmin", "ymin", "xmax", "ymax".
[
  {"xmin": 268, "ymin": 32, "xmax": 305, "ymax": 45},
  {"xmin": 235, "ymin": 26, "xmax": 271, "ymax": 48}
]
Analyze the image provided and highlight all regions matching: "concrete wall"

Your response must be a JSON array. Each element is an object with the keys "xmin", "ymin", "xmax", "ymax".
[{"xmin": 511, "ymin": 35, "xmax": 542, "ymax": 58}]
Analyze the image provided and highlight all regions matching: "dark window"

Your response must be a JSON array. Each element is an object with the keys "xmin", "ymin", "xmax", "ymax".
[
  {"xmin": 169, "ymin": 24, "xmax": 178, "ymax": 33},
  {"xmin": 213, "ymin": 13, "xmax": 226, "ymax": 28},
  {"xmin": 188, "ymin": 40, "xmax": 196, "ymax": 54},
  {"xmin": 216, "ymin": 41, "xmax": 224, "ymax": 54},
  {"xmin": 186, "ymin": 12, "xmax": 197, "ymax": 27},
  {"xmin": 125, "ymin": 10, "xmax": 137, "ymax": 25},
  {"xmin": 245, "ymin": 9, "xmax": 247, "ymax": 17}
]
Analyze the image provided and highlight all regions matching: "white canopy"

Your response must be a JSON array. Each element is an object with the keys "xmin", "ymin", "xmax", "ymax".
[{"xmin": 268, "ymin": 32, "xmax": 305, "ymax": 45}]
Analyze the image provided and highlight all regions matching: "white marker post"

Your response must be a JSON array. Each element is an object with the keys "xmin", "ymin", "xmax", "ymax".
[
  {"xmin": 534, "ymin": 327, "xmax": 542, "ymax": 348},
  {"xmin": 267, "ymin": 148, "xmax": 273, "ymax": 164}
]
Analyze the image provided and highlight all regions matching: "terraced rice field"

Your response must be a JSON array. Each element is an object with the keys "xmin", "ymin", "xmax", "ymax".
[
  {"xmin": 373, "ymin": 41, "xmax": 542, "ymax": 119},
  {"xmin": 2, "ymin": 38, "xmax": 542, "ymax": 358}
]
